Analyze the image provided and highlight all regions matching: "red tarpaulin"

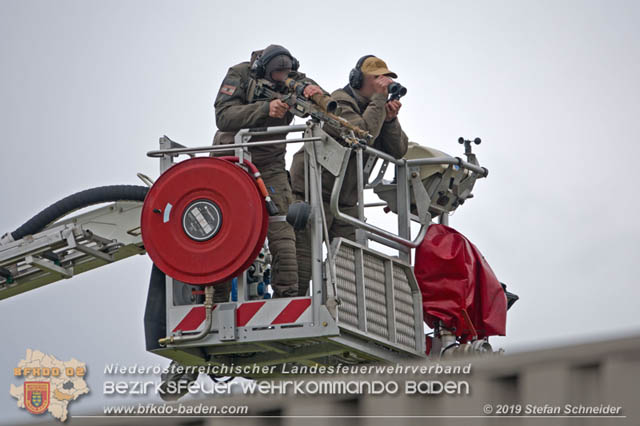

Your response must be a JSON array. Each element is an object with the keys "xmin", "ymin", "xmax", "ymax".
[{"xmin": 414, "ymin": 224, "xmax": 507, "ymax": 341}]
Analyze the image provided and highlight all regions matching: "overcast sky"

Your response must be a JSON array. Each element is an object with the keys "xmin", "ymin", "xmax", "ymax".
[{"xmin": 1, "ymin": 0, "xmax": 639, "ymax": 422}]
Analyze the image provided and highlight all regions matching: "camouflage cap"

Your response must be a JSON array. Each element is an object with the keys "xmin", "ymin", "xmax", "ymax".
[
  {"xmin": 361, "ymin": 56, "xmax": 397, "ymax": 78},
  {"xmin": 263, "ymin": 44, "xmax": 293, "ymax": 76},
  {"xmin": 265, "ymin": 54, "xmax": 293, "ymax": 73}
]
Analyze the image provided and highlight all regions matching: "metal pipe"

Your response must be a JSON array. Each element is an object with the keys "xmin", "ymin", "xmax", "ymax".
[
  {"xmin": 363, "ymin": 145, "xmax": 489, "ymax": 177},
  {"xmin": 151, "ymin": 124, "xmax": 309, "ymax": 158},
  {"xmin": 396, "ymin": 163, "xmax": 412, "ymax": 261},
  {"xmin": 406, "ymin": 156, "xmax": 488, "ymax": 176},
  {"xmin": 356, "ymin": 147, "xmax": 365, "ymax": 221},
  {"xmin": 364, "ymin": 231, "xmax": 411, "ymax": 252},
  {"xmin": 136, "ymin": 173, "xmax": 154, "ymax": 187},
  {"xmin": 147, "ymin": 137, "xmax": 322, "ymax": 158},
  {"xmin": 355, "ymin": 147, "xmax": 367, "ymax": 246},
  {"xmin": 236, "ymin": 123, "xmax": 308, "ymax": 136},
  {"xmin": 329, "ymin": 150, "xmax": 429, "ymax": 249},
  {"xmin": 362, "ymin": 145, "xmax": 403, "ymax": 165},
  {"xmin": 309, "ymin": 141, "xmax": 338, "ymax": 299},
  {"xmin": 158, "ymin": 285, "xmax": 214, "ymax": 346},
  {"xmin": 308, "ymin": 143, "xmax": 324, "ymax": 323}
]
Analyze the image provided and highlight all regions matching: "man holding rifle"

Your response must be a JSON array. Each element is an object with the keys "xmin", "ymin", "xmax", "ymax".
[
  {"xmin": 290, "ymin": 54, "xmax": 409, "ymax": 297},
  {"xmin": 213, "ymin": 44, "xmax": 324, "ymax": 298}
]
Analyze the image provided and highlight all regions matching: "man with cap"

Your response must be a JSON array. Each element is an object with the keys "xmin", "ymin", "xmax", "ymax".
[
  {"xmin": 212, "ymin": 45, "xmax": 324, "ymax": 299},
  {"xmin": 290, "ymin": 55, "xmax": 409, "ymax": 297}
]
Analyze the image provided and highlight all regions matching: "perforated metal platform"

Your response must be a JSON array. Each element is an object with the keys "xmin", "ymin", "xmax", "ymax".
[{"xmin": 330, "ymin": 238, "xmax": 424, "ymax": 356}]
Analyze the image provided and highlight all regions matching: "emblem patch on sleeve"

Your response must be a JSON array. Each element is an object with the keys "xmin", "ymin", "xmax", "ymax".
[{"xmin": 220, "ymin": 84, "xmax": 237, "ymax": 96}]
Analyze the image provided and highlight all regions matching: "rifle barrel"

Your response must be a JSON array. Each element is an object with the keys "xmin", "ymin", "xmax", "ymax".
[{"xmin": 311, "ymin": 93, "xmax": 339, "ymax": 114}]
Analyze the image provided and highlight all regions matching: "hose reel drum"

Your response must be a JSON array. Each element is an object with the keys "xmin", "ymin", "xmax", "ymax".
[{"xmin": 141, "ymin": 157, "xmax": 268, "ymax": 285}]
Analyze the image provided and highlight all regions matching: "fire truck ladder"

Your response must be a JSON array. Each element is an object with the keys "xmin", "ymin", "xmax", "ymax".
[{"xmin": 0, "ymin": 187, "xmax": 148, "ymax": 300}]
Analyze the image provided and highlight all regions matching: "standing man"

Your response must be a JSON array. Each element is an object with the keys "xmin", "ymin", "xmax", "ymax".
[
  {"xmin": 290, "ymin": 55, "xmax": 409, "ymax": 296},
  {"xmin": 213, "ymin": 44, "xmax": 324, "ymax": 298}
]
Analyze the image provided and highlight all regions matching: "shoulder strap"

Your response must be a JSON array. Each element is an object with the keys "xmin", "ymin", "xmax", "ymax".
[{"xmin": 342, "ymin": 85, "xmax": 364, "ymax": 113}]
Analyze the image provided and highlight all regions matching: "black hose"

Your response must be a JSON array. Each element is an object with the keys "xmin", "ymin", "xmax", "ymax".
[{"xmin": 11, "ymin": 185, "xmax": 149, "ymax": 241}]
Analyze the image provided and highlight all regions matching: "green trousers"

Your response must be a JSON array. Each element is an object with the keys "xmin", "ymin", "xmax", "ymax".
[
  {"xmin": 293, "ymin": 191, "xmax": 358, "ymax": 297},
  {"xmin": 213, "ymin": 168, "xmax": 298, "ymax": 301}
]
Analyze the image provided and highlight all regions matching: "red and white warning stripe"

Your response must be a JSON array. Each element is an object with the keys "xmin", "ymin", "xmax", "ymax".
[{"xmin": 172, "ymin": 297, "xmax": 312, "ymax": 333}]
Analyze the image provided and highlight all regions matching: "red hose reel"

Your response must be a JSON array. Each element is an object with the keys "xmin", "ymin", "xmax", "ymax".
[{"xmin": 141, "ymin": 157, "xmax": 268, "ymax": 285}]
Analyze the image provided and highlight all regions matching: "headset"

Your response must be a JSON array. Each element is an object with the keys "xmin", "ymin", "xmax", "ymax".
[
  {"xmin": 348, "ymin": 54, "xmax": 375, "ymax": 89},
  {"xmin": 251, "ymin": 45, "xmax": 300, "ymax": 79}
]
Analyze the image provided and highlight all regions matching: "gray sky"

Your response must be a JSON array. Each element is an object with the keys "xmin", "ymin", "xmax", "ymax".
[{"xmin": 1, "ymin": 0, "xmax": 639, "ymax": 422}]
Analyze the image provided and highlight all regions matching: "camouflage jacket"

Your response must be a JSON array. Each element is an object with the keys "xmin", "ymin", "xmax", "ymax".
[
  {"xmin": 291, "ymin": 85, "xmax": 408, "ymax": 206},
  {"xmin": 214, "ymin": 55, "xmax": 318, "ymax": 171}
]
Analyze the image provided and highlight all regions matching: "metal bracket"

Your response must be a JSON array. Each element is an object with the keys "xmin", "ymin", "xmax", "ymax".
[
  {"xmin": 312, "ymin": 133, "xmax": 349, "ymax": 177},
  {"xmin": 218, "ymin": 303, "xmax": 237, "ymax": 341},
  {"xmin": 25, "ymin": 255, "xmax": 73, "ymax": 278},
  {"xmin": 367, "ymin": 159, "xmax": 389, "ymax": 188},
  {"xmin": 362, "ymin": 154, "xmax": 378, "ymax": 184},
  {"xmin": 409, "ymin": 167, "xmax": 433, "ymax": 225}
]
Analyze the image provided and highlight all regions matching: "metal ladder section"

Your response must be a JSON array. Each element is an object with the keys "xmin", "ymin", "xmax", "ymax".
[{"xmin": 0, "ymin": 201, "xmax": 145, "ymax": 300}]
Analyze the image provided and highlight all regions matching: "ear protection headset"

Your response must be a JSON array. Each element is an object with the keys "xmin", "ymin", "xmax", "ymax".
[
  {"xmin": 348, "ymin": 54, "xmax": 375, "ymax": 89},
  {"xmin": 251, "ymin": 46, "xmax": 300, "ymax": 79}
]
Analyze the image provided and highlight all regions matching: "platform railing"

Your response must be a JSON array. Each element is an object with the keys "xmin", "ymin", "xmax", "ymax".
[{"xmin": 146, "ymin": 121, "xmax": 487, "ymax": 354}]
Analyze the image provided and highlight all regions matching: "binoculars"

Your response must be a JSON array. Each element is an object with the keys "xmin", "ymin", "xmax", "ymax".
[{"xmin": 388, "ymin": 82, "xmax": 407, "ymax": 100}]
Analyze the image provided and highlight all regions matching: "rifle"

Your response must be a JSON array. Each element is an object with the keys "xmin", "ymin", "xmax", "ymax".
[{"xmin": 252, "ymin": 78, "xmax": 373, "ymax": 145}]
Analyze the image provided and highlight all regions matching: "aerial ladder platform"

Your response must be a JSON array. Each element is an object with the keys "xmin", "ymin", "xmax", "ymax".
[{"xmin": 0, "ymin": 121, "xmax": 516, "ymax": 397}]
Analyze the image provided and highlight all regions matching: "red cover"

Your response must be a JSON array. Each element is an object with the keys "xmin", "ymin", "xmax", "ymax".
[{"xmin": 414, "ymin": 224, "xmax": 507, "ymax": 341}]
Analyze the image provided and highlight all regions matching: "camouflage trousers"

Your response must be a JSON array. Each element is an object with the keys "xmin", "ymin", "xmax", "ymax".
[
  {"xmin": 213, "ymin": 168, "xmax": 298, "ymax": 301},
  {"xmin": 293, "ymin": 191, "xmax": 357, "ymax": 297}
]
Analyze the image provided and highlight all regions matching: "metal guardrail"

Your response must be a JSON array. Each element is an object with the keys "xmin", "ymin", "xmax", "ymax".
[{"xmin": 146, "ymin": 122, "xmax": 488, "ymax": 258}]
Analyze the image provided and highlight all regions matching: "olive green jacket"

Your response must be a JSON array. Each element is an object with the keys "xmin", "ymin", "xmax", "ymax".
[
  {"xmin": 290, "ymin": 86, "xmax": 409, "ymax": 206},
  {"xmin": 214, "ymin": 57, "xmax": 317, "ymax": 171}
]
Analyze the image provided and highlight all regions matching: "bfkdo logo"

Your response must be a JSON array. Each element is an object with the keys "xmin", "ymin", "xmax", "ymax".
[
  {"xmin": 9, "ymin": 349, "xmax": 89, "ymax": 422},
  {"xmin": 24, "ymin": 382, "xmax": 50, "ymax": 414}
]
